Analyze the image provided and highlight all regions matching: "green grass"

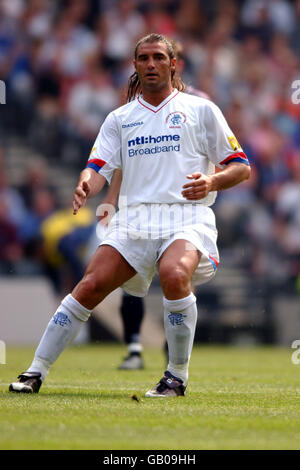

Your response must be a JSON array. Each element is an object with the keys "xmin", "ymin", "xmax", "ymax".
[{"xmin": 0, "ymin": 344, "xmax": 299, "ymax": 450}]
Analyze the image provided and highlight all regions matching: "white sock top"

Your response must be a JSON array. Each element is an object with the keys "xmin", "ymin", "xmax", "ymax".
[
  {"xmin": 62, "ymin": 294, "xmax": 92, "ymax": 322},
  {"xmin": 163, "ymin": 293, "xmax": 196, "ymax": 312}
]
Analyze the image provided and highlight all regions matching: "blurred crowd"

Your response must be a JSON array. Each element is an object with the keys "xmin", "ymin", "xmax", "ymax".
[{"xmin": 0, "ymin": 0, "xmax": 299, "ymax": 296}]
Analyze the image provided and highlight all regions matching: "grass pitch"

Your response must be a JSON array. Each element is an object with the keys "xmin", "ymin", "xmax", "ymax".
[{"xmin": 0, "ymin": 344, "xmax": 299, "ymax": 450}]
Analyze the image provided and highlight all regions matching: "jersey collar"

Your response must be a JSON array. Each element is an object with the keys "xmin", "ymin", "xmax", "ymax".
[{"xmin": 138, "ymin": 89, "xmax": 179, "ymax": 113}]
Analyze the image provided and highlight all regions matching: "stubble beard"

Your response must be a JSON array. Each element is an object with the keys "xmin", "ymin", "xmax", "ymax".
[{"xmin": 140, "ymin": 74, "xmax": 172, "ymax": 94}]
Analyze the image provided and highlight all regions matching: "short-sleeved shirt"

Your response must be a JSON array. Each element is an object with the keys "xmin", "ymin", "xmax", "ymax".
[{"xmin": 86, "ymin": 89, "xmax": 249, "ymax": 208}]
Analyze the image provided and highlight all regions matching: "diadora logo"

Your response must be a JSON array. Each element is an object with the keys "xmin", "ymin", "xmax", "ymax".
[
  {"xmin": 166, "ymin": 111, "xmax": 186, "ymax": 128},
  {"xmin": 168, "ymin": 312, "xmax": 187, "ymax": 326},
  {"xmin": 122, "ymin": 121, "xmax": 144, "ymax": 128}
]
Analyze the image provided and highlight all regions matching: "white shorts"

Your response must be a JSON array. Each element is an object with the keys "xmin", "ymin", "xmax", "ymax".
[{"xmin": 99, "ymin": 204, "xmax": 219, "ymax": 297}]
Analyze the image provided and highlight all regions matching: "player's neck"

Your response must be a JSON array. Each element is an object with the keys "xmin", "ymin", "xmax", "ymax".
[{"xmin": 140, "ymin": 85, "xmax": 174, "ymax": 107}]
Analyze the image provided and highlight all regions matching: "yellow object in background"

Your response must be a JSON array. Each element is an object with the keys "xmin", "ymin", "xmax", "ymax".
[{"xmin": 41, "ymin": 207, "xmax": 94, "ymax": 266}]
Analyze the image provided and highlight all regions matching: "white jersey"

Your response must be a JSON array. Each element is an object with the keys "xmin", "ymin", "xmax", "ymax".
[{"xmin": 87, "ymin": 89, "xmax": 249, "ymax": 208}]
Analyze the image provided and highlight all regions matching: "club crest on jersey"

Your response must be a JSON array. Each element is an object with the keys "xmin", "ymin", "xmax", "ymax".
[{"xmin": 166, "ymin": 111, "xmax": 186, "ymax": 129}]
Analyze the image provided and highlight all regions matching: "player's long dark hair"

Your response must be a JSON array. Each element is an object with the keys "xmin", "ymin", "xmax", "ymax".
[{"xmin": 126, "ymin": 33, "xmax": 186, "ymax": 103}]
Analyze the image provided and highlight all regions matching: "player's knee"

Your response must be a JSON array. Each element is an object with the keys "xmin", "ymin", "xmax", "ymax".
[
  {"xmin": 72, "ymin": 271, "xmax": 113, "ymax": 309},
  {"xmin": 160, "ymin": 265, "xmax": 190, "ymax": 295},
  {"xmin": 78, "ymin": 273, "xmax": 105, "ymax": 297}
]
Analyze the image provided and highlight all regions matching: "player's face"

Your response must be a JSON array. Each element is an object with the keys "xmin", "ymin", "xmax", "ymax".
[{"xmin": 134, "ymin": 41, "xmax": 176, "ymax": 92}]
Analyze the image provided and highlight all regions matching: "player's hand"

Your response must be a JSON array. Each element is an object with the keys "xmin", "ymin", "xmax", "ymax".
[
  {"xmin": 73, "ymin": 180, "xmax": 90, "ymax": 215},
  {"xmin": 181, "ymin": 172, "xmax": 213, "ymax": 200}
]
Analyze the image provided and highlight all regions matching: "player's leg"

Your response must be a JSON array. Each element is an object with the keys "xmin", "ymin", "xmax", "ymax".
[
  {"xmin": 9, "ymin": 245, "xmax": 136, "ymax": 393},
  {"xmin": 145, "ymin": 239, "xmax": 200, "ymax": 397},
  {"xmin": 118, "ymin": 292, "xmax": 145, "ymax": 370}
]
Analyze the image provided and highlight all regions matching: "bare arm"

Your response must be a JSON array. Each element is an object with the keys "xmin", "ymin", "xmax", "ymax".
[
  {"xmin": 96, "ymin": 169, "xmax": 122, "ymax": 226},
  {"xmin": 181, "ymin": 162, "xmax": 251, "ymax": 201},
  {"xmin": 101, "ymin": 169, "xmax": 122, "ymax": 206},
  {"xmin": 73, "ymin": 168, "xmax": 107, "ymax": 215}
]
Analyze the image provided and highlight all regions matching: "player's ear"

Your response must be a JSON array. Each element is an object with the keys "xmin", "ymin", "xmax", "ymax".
[
  {"xmin": 133, "ymin": 59, "xmax": 137, "ymax": 71},
  {"xmin": 170, "ymin": 57, "xmax": 176, "ymax": 72}
]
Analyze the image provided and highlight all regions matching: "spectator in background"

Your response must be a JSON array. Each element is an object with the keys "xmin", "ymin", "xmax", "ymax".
[
  {"xmin": 0, "ymin": 154, "xmax": 27, "ymax": 229},
  {"xmin": 36, "ymin": 3, "xmax": 97, "ymax": 84},
  {"xmin": 144, "ymin": 5, "xmax": 177, "ymax": 37},
  {"xmin": 40, "ymin": 205, "xmax": 95, "ymax": 295},
  {"xmin": 290, "ymin": 0, "xmax": 300, "ymax": 55},
  {"xmin": 0, "ymin": 200, "xmax": 24, "ymax": 275},
  {"xmin": 21, "ymin": 0, "xmax": 55, "ymax": 40},
  {"xmin": 28, "ymin": 89, "xmax": 62, "ymax": 161},
  {"xmin": 19, "ymin": 187, "xmax": 56, "ymax": 246},
  {"xmin": 248, "ymin": 118, "xmax": 289, "ymax": 206},
  {"xmin": 17, "ymin": 188, "xmax": 56, "ymax": 275},
  {"xmin": 241, "ymin": 0, "xmax": 295, "ymax": 36},
  {"xmin": 19, "ymin": 160, "xmax": 56, "ymax": 209},
  {"xmin": 99, "ymin": 0, "xmax": 146, "ymax": 71},
  {"xmin": 170, "ymin": 38, "xmax": 209, "ymax": 99},
  {"xmin": 274, "ymin": 153, "xmax": 300, "ymax": 287},
  {"xmin": 175, "ymin": 0, "xmax": 207, "ymax": 37},
  {"xmin": 63, "ymin": 56, "xmax": 119, "ymax": 169}
]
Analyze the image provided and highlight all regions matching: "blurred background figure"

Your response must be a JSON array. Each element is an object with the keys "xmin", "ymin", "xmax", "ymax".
[
  {"xmin": 0, "ymin": 199, "xmax": 24, "ymax": 275},
  {"xmin": 62, "ymin": 56, "xmax": 119, "ymax": 170},
  {"xmin": 40, "ymin": 204, "xmax": 94, "ymax": 295},
  {"xmin": 1, "ymin": 0, "xmax": 299, "ymax": 349}
]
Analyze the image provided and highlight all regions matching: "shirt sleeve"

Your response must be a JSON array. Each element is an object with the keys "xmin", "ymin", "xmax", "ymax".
[
  {"xmin": 203, "ymin": 102, "xmax": 249, "ymax": 169},
  {"xmin": 86, "ymin": 112, "xmax": 121, "ymax": 182},
  {"xmin": 97, "ymin": 162, "xmax": 115, "ymax": 184}
]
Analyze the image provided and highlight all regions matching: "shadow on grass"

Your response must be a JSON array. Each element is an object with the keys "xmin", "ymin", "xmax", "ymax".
[
  {"xmin": 4, "ymin": 390, "xmax": 139, "ymax": 400},
  {"xmin": 44, "ymin": 392, "xmax": 136, "ymax": 400}
]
